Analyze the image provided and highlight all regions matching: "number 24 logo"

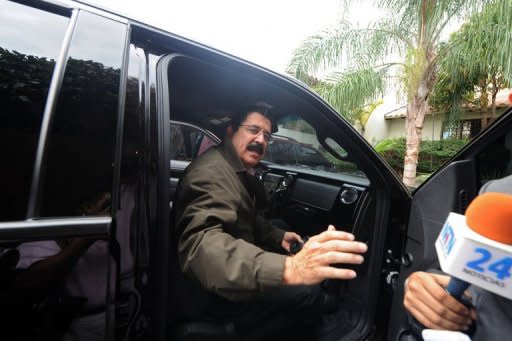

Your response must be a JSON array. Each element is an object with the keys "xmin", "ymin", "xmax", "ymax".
[{"xmin": 466, "ymin": 248, "xmax": 512, "ymax": 280}]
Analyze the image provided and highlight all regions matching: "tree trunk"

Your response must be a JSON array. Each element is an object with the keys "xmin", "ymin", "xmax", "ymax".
[
  {"xmin": 491, "ymin": 76, "xmax": 499, "ymax": 121},
  {"xmin": 402, "ymin": 6, "xmax": 438, "ymax": 188},
  {"xmin": 402, "ymin": 59, "xmax": 436, "ymax": 188},
  {"xmin": 479, "ymin": 81, "xmax": 489, "ymax": 131},
  {"xmin": 403, "ymin": 90, "xmax": 428, "ymax": 187},
  {"xmin": 491, "ymin": 91, "xmax": 497, "ymax": 122},
  {"xmin": 481, "ymin": 111, "xmax": 489, "ymax": 131}
]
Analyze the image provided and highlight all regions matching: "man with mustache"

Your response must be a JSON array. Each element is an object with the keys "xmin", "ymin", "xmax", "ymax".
[{"xmin": 173, "ymin": 103, "xmax": 367, "ymax": 339}]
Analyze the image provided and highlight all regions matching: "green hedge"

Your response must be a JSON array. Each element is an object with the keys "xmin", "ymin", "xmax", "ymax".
[{"xmin": 375, "ymin": 137, "xmax": 469, "ymax": 175}]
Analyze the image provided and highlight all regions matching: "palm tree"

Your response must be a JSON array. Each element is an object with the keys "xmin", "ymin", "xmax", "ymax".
[
  {"xmin": 434, "ymin": 1, "xmax": 512, "ymax": 130},
  {"xmin": 287, "ymin": 0, "xmax": 512, "ymax": 187}
]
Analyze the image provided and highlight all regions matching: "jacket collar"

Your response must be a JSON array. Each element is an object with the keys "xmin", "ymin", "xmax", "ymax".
[{"xmin": 219, "ymin": 137, "xmax": 247, "ymax": 173}]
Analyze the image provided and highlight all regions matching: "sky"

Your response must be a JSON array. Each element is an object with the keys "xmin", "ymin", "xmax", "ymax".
[{"xmin": 85, "ymin": 0, "xmax": 380, "ymax": 73}]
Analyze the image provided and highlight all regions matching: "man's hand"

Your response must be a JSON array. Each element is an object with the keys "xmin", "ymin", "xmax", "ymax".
[
  {"xmin": 403, "ymin": 271, "xmax": 477, "ymax": 330},
  {"xmin": 281, "ymin": 231, "xmax": 303, "ymax": 252},
  {"xmin": 282, "ymin": 225, "xmax": 367, "ymax": 285}
]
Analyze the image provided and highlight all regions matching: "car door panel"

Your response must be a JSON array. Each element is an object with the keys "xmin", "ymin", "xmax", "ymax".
[
  {"xmin": 387, "ymin": 162, "xmax": 479, "ymax": 340},
  {"xmin": 388, "ymin": 109, "xmax": 512, "ymax": 340},
  {"xmin": 405, "ymin": 160, "xmax": 477, "ymax": 257}
]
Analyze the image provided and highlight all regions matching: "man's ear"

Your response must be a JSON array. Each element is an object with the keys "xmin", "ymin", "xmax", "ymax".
[{"xmin": 225, "ymin": 125, "xmax": 234, "ymax": 138}]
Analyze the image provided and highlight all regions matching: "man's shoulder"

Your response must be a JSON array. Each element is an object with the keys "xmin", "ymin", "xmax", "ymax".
[
  {"xmin": 480, "ymin": 175, "xmax": 512, "ymax": 195},
  {"xmin": 187, "ymin": 146, "xmax": 226, "ymax": 170},
  {"xmin": 183, "ymin": 146, "xmax": 233, "ymax": 180}
]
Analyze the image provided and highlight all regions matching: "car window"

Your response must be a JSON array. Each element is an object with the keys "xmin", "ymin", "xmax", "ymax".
[
  {"xmin": 478, "ymin": 128, "xmax": 512, "ymax": 185},
  {"xmin": 265, "ymin": 138, "xmax": 297, "ymax": 164},
  {"xmin": 38, "ymin": 11, "xmax": 126, "ymax": 218},
  {"xmin": 170, "ymin": 123, "xmax": 218, "ymax": 162},
  {"xmin": 1, "ymin": 8, "xmax": 126, "ymax": 341},
  {"xmin": 0, "ymin": 1, "xmax": 69, "ymax": 221},
  {"xmin": 266, "ymin": 115, "xmax": 365, "ymax": 177},
  {"xmin": 296, "ymin": 145, "xmax": 333, "ymax": 168}
]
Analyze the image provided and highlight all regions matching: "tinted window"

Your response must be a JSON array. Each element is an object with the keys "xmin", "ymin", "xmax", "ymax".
[
  {"xmin": 267, "ymin": 115, "xmax": 364, "ymax": 176},
  {"xmin": 0, "ymin": 1, "xmax": 68, "ymax": 221},
  {"xmin": 5, "ymin": 11, "xmax": 126, "ymax": 341},
  {"xmin": 266, "ymin": 138, "xmax": 297, "ymax": 165},
  {"xmin": 266, "ymin": 139, "xmax": 333, "ymax": 170},
  {"xmin": 296, "ymin": 145, "xmax": 333, "ymax": 168},
  {"xmin": 478, "ymin": 128, "xmax": 512, "ymax": 184},
  {"xmin": 39, "ymin": 11, "xmax": 126, "ymax": 217},
  {"xmin": 170, "ymin": 123, "xmax": 217, "ymax": 161}
]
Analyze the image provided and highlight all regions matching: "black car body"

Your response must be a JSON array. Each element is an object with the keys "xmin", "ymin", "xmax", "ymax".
[{"xmin": 1, "ymin": 0, "xmax": 512, "ymax": 340}]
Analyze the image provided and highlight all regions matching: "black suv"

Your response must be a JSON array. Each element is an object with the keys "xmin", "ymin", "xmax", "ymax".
[{"xmin": 2, "ymin": 1, "xmax": 512, "ymax": 340}]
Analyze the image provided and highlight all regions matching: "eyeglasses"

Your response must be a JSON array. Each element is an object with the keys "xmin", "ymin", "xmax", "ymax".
[{"xmin": 240, "ymin": 124, "xmax": 272, "ymax": 142}]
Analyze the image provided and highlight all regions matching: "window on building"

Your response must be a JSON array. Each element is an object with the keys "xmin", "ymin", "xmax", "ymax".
[{"xmin": 442, "ymin": 119, "xmax": 482, "ymax": 139}]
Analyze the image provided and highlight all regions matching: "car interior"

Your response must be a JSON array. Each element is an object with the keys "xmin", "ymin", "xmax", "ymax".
[{"xmin": 154, "ymin": 50, "xmax": 408, "ymax": 340}]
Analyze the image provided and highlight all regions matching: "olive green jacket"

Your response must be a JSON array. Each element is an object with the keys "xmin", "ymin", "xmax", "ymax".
[{"xmin": 175, "ymin": 138, "xmax": 286, "ymax": 301}]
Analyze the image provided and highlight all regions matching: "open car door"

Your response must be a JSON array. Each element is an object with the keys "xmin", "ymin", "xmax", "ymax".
[{"xmin": 387, "ymin": 108, "xmax": 512, "ymax": 340}]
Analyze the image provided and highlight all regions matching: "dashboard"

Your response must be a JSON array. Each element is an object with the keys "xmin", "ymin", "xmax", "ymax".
[{"xmin": 258, "ymin": 165, "xmax": 369, "ymax": 237}]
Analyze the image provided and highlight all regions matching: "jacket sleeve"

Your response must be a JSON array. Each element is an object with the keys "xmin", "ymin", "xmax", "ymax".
[
  {"xmin": 249, "ymin": 174, "xmax": 286, "ymax": 251},
  {"xmin": 176, "ymin": 169, "xmax": 286, "ymax": 302},
  {"xmin": 253, "ymin": 215, "xmax": 286, "ymax": 252}
]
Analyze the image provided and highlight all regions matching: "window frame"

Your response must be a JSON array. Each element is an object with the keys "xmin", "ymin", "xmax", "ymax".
[{"xmin": 169, "ymin": 120, "xmax": 221, "ymax": 161}]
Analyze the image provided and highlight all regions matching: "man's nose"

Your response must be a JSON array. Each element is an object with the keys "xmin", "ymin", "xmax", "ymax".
[{"xmin": 254, "ymin": 132, "xmax": 266, "ymax": 144}]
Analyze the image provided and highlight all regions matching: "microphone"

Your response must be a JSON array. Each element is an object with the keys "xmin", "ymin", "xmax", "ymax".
[{"xmin": 435, "ymin": 192, "xmax": 512, "ymax": 300}]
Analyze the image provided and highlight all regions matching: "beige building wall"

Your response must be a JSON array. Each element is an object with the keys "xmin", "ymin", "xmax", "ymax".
[
  {"xmin": 364, "ymin": 89, "xmax": 511, "ymax": 145},
  {"xmin": 365, "ymin": 114, "xmax": 443, "ymax": 145},
  {"xmin": 365, "ymin": 109, "xmax": 510, "ymax": 145},
  {"xmin": 385, "ymin": 115, "xmax": 444, "ymax": 142},
  {"xmin": 363, "ymin": 103, "xmax": 397, "ymax": 145}
]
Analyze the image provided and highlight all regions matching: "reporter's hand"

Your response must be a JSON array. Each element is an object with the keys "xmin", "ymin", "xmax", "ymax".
[
  {"xmin": 403, "ymin": 271, "xmax": 477, "ymax": 330},
  {"xmin": 281, "ymin": 231, "xmax": 303, "ymax": 253},
  {"xmin": 282, "ymin": 225, "xmax": 367, "ymax": 285}
]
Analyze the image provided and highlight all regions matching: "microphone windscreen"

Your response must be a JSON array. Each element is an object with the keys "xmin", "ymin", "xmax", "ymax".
[{"xmin": 465, "ymin": 192, "xmax": 512, "ymax": 245}]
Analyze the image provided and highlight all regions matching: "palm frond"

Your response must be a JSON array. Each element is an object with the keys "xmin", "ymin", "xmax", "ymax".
[
  {"xmin": 313, "ymin": 66, "xmax": 388, "ymax": 117},
  {"xmin": 286, "ymin": 20, "xmax": 352, "ymax": 82},
  {"xmin": 287, "ymin": 18, "xmax": 408, "ymax": 82}
]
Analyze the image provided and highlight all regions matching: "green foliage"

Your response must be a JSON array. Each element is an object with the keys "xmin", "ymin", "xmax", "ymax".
[
  {"xmin": 375, "ymin": 137, "xmax": 469, "ymax": 175},
  {"xmin": 431, "ymin": 0, "xmax": 512, "ymax": 119},
  {"xmin": 351, "ymin": 100, "xmax": 383, "ymax": 127},
  {"xmin": 429, "ymin": 67, "xmax": 475, "ymax": 121},
  {"xmin": 313, "ymin": 67, "xmax": 386, "ymax": 121},
  {"xmin": 287, "ymin": 0, "xmax": 497, "ymax": 115},
  {"xmin": 323, "ymin": 152, "xmax": 359, "ymax": 172},
  {"xmin": 288, "ymin": 0, "xmax": 512, "ymax": 185}
]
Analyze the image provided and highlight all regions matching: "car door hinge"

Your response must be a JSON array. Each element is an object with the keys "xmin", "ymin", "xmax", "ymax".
[{"xmin": 383, "ymin": 249, "xmax": 413, "ymax": 288}]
